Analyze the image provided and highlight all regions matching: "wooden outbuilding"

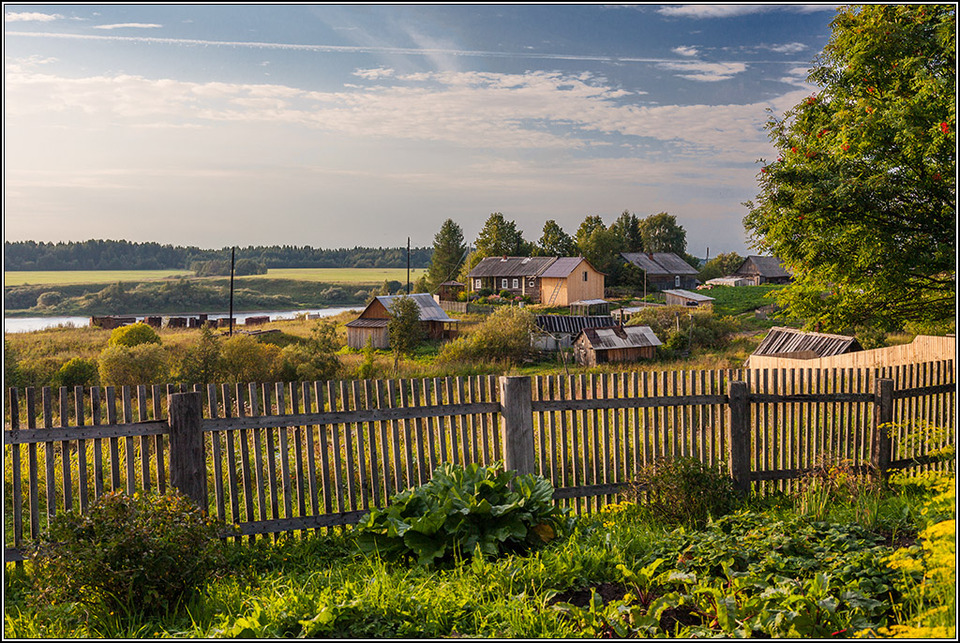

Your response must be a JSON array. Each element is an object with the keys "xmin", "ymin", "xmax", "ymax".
[
  {"xmin": 620, "ymin": 252, "xmax": 700, "ymax": 290},
  {"xmin": 538, "ymin": 257, "xmax": 605, "ymax": 307},
  {"xmin": 663, "ymin": 289, "xmax": 714, "ymax": 309},
  {"xmin": 345, "ymin": 293, "xmax": 459, "ymax": 349},
  {"xmin": 437, "ymin": 281, "xmax": 465, "ymax": 302},
  {"xmin": 734, "ymin": 256, "xmax": 792, "ymax": 285},
  {"xmin": 533, "ymin": 315, "xmax": 617, "ymax": 351},
  {"xmin": 745, "ymin": 327, "xmax": 862, "ymax": 367},
  {"xmin": 572, "ymin": 325, "xmax": 662, "ymax": 367}
]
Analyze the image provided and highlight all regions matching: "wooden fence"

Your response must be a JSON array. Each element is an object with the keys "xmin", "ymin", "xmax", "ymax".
[{"xmin": 4, "ymin": 361, "xmax": 954, "ymax": 563}]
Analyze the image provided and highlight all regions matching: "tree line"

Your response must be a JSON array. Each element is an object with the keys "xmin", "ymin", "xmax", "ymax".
[{"xmin": 3, "ymin": 240, "xmax": 433, "ymax": 271}]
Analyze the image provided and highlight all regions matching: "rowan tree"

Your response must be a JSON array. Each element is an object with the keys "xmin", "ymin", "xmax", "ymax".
[{"xmin": 743, "ymin": 5, "xmax": 955, "ymax": 333}]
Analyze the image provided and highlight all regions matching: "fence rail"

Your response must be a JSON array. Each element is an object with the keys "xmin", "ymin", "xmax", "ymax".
[{"xmin": 4, "ymin": 361, "xmax": 954, "ymax": 563}]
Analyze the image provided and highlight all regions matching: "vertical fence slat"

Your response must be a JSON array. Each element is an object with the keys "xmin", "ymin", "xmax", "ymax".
[
  {"xmin": 302, "ymin": 382, "xmax": 321, "ymax": 521},
  {"xmin": 315, "ymin": 381, "xmax": 334, "ymax": 518},
  {"xmin": 74, "ymin": 386, "xmax": 89, "ymax": 513},
  {"xmin": 274, "ymin": 383, "xmax": 293, "ymax": 526},
  {"xmin": 58, "ymin": 387, "xmax": 73, "ymax": 513},
  {"xmin": 220, "ymin": 383, "xmax": 241, "ymax": 539},
  {"xmin": 207, "ymin": 383, "xmax": 227, "ymax": 525},
  {"xmin": 42, "ymin": 387, "xmax": 57, "ymax": 523},
  {"xmin": 9, "ymin": 388, "xmax": 24, "ymax": 561}
]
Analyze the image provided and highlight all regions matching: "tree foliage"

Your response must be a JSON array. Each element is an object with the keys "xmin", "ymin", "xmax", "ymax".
[
  {"xmin": 108, "ymin": 322, "xmax": 162, "ymax": 348},
  {"xmin": 699, "ymin": 252, "xmax": 746, "ymax": 282},
  {"xmin": 474, "ymin": 212, "xmax": 531, "ymax": 258},
  {"xmin": 536, "ymin": 220, "xmax": 577, "ymax": 257},
  {"xmin": 387, "ymin": 296, "xmax": 425, "ymax": 367},
  {"xmin": 610, "ymin": 210, "xmax": 644, "ymax": 253},
  {"xmin": 639, "ymin": 212, "xmax": 687, "ymax": 255},
  {"xmin": 97, "ymin": 344, "xmax": 169, "ymax": 387},
  {"xmin": 438, "ymin": 306, "xmax": 536, "ymax": 365},
  {"xmin": 743, "ymin": 5, "xmax": 955, "ymax": 332},
  {"xmin": 427, "ymin": 219, "xmax": 467, "ymax": 290},
  {"xmin": 575, "ymin": 215, "xmax": 627, "ymax": 283}
]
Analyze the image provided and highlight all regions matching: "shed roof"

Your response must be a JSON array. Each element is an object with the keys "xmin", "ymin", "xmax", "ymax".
[
  {"xmin": 535, "ymin": 315, "xmax": 617, "ymax": 335},
  {"xmin": 367, "ymin": 293, "xmax": 458, "ymax": 322},
  {"xmin": 736, "ymin": 256, "xmax": 792, "ymax": 278},
  {"xmin": 467, "ymin": 256, "xmax": 557, "ymax": 278},
  {"xmin": 345, "ymin": 318, "xmax": 389, "ymax": 329},
  {"xmin": 577, "ymin": 325, "xmax": 662, "ymax": 350},
  {"xmin": 752, "ymin": 327, "xmax": 862, "ymax": 358},
  {"xmin": 663, "ymin": 289, "xmax": 715, "ymax": 302},
  {"xmin": 620, "ymin": 252, "xmax": 699, "ymax": 276}
]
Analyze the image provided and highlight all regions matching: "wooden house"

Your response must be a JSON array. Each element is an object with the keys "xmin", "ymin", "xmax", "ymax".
[
  {"xmin": 436, "ymin": 281, "xmax": 465, "ymax": 302},
  {"xmin": 734, "ymin": 256, "xmax": 792, "ymax": 285},
  {"xmin": 572, "ymin": 325, "xmax": 662, "ymax": 367},
  {"xmin": 345, "ymin": 293, "xmax": 459, "ymax": 349},
  {"xmin": 466, "ymin": 256, "xmax": 604, "ymax": 305},
  {"xmin": 620, "ymin": 252, "xmax": 699, "ymax": 290},
  {"xmin": 663, "ymin": 289, "xmax": 714, "ymax": 309},
  {"xmin": 745, "ymin": 327, "xmax": 862, "ymax": 367}
]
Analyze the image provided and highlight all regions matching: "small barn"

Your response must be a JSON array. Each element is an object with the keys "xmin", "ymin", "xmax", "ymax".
[
  {"xmin": 345, "ymin": 293, "xmax": 459, "ymax": 349},
  {"xmin": 572, "ymin": 325, "xmax": 662, "ymax": 367},
  {"xmin": 620, "ymin": 252, "xmax": 700, "ymax": 290},
  {"xmin": 734, "ymin": 256, "xmax": 792, "ymax": 285},
  {"xmin": 538, "ymin": 257, "xmax": 605, "ymax": 307},
  {"xmin": 746, "ymin": 327, "xmax": 862, "ymax": 367},
  {"xmin": 663, "ymin": 289, "xmax": 714, "ymax": 309},
  {"xmin": 534, "ymin": 315, "xmax": 617, "ymax": 351}
]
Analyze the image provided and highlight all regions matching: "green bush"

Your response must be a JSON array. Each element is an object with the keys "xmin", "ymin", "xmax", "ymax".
[
  {"xmin": 220, "ymin": 335, "xmax": 281, "ymax": 383},
  {"xmin": 627, "ymin": 457, "xmax": 741, "ymax": 529},
  {"xmin": 97, "ymin": 343, "xmax": 169, "ymax": 387},
  {"xmin": 28, "ymin": 490, "xmax": 228, "ymax": 615},
  {"xmin": 438, "ymin": 306, "xmax": 536, "ymax": 366},
  {"xmin": 52, "ymin": 357, "xmax": 99, "ymax": 389},
  {"xmin": 108, "ymin": 322, "xmax": 162, "ymax": 348},
  {"xmin": 357, "ymin": 462, "xmax": 574, "ymax": 567}
]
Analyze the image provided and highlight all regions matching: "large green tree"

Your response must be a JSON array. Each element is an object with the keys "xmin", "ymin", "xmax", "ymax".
[
  {"xmin": 699, "ymin": 252, "xmax": 745, "ymax": 282},
  {"xmin": 744, "ymin": 5, "xmax": 955, "ymax": 332},
  {"xmin": 575, "ymin": 215, "xmax": 627, "ymax": 283},
  {"xmin": 474, "ymin": 212, "xmax": 530, "ymax": 258},
  {"xmin": 639, "ymin": 212, "xmax": 687, "ymax": 255},
  {"xmin": 536, "ymin": 219, "xmax": 576, "ymax": 256},
  {"xmin": 427, "ymin": 219, "xmax": 467, "ymax": 289},
  {"xmin": 610, "ymin": 210, "xmax": 644, "ymax": 253}
]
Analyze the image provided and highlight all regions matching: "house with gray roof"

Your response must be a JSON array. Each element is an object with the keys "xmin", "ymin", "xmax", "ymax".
[
  {"xmin": 734, "ymin": 256, "xmax": 793, "ymax": 285},
  {"xmin": 467, "ymin": 256, "xmax": 604, "ymax": 305},
  {"xmin": 620, "ymin": 252, "xmax": 699, "ymax": 290},
  {"xmin": 572, "ymin": 325, "xmax": 662, "ymax": 367},
  {"xmin": 345, "ymin": 293, "xmax": 459, "ymax": 349}
]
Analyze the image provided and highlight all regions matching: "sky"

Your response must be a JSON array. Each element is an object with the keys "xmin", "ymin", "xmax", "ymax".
[{"xmin": 4, "ymin": 3, "xmax": 845, "ymax": 257}]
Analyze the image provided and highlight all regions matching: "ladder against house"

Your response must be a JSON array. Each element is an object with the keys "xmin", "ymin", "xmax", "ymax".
[{"xmin": 546, "ymin": 280, "xmax": 563, "ymax": 306}]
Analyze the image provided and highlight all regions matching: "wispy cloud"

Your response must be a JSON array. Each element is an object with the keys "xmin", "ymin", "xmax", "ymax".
[
  {"xmin": 5, "ymin": 11, "xmax": 63, "ymax": 22},
  {"xmin": 657, "ymin": 5, "xmax": 840, "ymax": 19},
  {"xmin": 768, "ymin": 42, "xmax": 808, "ymax": 54},
  {"xmin": 658, "ymin": 61, "xmax": 747, "ymax": 82},
  {"xmin": 672, "ymin": 46, "xmax": 699, "ymax": 57},
  {"xmin": 93, "ymin": 23, "xmax": 163, "ymax": 30}
]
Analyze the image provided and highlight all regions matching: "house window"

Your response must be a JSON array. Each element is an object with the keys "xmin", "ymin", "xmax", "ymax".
[
  {"xmin": 502, "ymin": 278, "xmax": 508, "ymax": 289},
  {"xmin": 512, "ymin": 278, "xmax": 519, "ymax": 289},
  {"xmin": 583, "ymin": 270, "xmax": 588, "ymax": 282},
  {"xmin": 675, "ymin": 275, "xmax": 681, "ymax": 287},
  {"xmin": 475, "ymin": 279, "xmax": 482, "ymax": 290}
]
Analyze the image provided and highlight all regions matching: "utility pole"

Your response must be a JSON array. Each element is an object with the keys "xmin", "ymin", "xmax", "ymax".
[
  {"xmin": 229, "ymin": 247, "xmax": 235, "ymax": 336},
  {"xmin": 406, "ymin": 237, "xmax": 411, "ymax": 294}
]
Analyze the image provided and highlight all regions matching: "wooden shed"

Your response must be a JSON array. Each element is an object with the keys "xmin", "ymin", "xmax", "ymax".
[
  {"xmin": 572, "ymin": 325, "xmax": 662, "ymax": 367},
  {"xmin": 663, "ymin": 289, "xmax": 714, "ymax": 309},
  {"xmin": 538, "ymin": 257, "xmax": 605, "ymax": 307},
  {"xmin": 533, "ymin": 315, "xmax": 617, "ymax": 351},
  {"xmin": 734, "ymin": 256, "xmax": 792, "ymax": 285},
  {"xmin": 345, "ymin": 293, "xmax": 459, "ymax": 349},
  {"xmin": 745, "ymin": 327, "xmax": 862, "ymax": 367}
]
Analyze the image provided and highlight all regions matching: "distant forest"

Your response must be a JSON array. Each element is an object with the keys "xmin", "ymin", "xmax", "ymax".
[{"xmin": 4, "ymin": 240, "xmax": 433, "ymax": 271}]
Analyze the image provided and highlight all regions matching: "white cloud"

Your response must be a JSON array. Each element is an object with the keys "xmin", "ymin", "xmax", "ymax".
[
  {"xmin": 4, "ymin": 12, "xmax": 63, "ymax": 22},
  {"xmin": 672, "ymin": 46, "xmax": 700, "ymax": 57},
  {"xmin": 93, "ymin": 23, "xmax": 162, "ymax": 30},
  {"xmin": 657, "ymin": 5, "xmax": 840, "ymax": 19},
  {"xmin": 658, "ymin": 61, "xmax": 747, "ymax": 82},
  {"xmin": 769, "ymin": 42, "xmax": 808, "ymax": 54}
]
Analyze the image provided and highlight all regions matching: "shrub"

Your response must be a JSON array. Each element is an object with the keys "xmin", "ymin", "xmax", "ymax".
[
  {"xmin": 357, "ymin": 462, "xmax": 574, "ymax": 567},
  {"xmin": 52, "ymin": 357, "xmax": 99, "ymax": 389},
  {"xmin": 108, "ymin": 322, "xmax": 162, "ymax": 348},
  {"xmin": 626, "ymin": 457, "xmax": 740, "ymax": 529},
  {"xmin": 176, "ymin": 326, "xmax": 222, "ymax": 385},
  {"xmin": 220, "ymin": 335, "xmax": 281, "ymax": 383},
  {"xmin": 36, "ymin": 291, "xmax": 62, "ymax": 308},
  {"xmin": 438, "ymin": 306, "xmax": 536, "ymax": 366},
  {"xmin": 97, "ymin": 343, "xmax": 169, "ymax": 387},
  {"xmin": 28, "ymin": 490, "xmax": 228, "ymax": 615}
]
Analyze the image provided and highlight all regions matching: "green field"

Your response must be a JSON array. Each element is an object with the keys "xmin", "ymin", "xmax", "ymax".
[
  {"xmin": 4, "ymin": 270, "xmax": 193, "ymax": 286},
  {"xmin": 4, "ymin": 268, "xmax": 427, "ymax": 287}
]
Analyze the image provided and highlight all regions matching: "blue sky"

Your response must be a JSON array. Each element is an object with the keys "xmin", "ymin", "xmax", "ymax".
[{"xmin": 4, "ymin": 3, "xmax": 844, "ymax": 256}]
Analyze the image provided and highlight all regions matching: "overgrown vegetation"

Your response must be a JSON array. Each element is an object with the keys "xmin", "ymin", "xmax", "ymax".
[{"xmin": 627, "ymin": 457, "xmax": 741, "ymax": 529}]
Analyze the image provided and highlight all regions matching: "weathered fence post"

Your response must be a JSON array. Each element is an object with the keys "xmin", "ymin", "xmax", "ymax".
[
  {"xmin": 498, "ymin": 376, "xmax": 536, "ymax": 475},
  {"xmin": 872, "ymin": 378, "xmax": 894, "ymax": 476},
  {"xmin": 167, "ymin": 392, "xmax": 208, "ymax": 509},
  {"xmin": 727, "ymin": 381, "xmax": 751, "ymax": 494}
]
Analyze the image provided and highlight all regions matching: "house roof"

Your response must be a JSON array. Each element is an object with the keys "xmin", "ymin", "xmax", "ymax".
[
  {"xmin": 365, "ymin": 293, "xmax": 458, "ymax": 322},
  {"xmin": 752, "ymin": 327, "xmax": 862, "ymax": 358},
  {"xmin": 540, "ymin": 256, "xmax": 592, "ymax": 278},
  {"xmin": 535, "ymin": 315, "xmax": 617, "ymax": 335},
  {"xmin": 467, "ymin": 256, "xmax": 557, "ymax": 278},
  {"xmin": 576, "ymin": 325, "xmax": 662, "ymax": 350},
  {"xmin": 736, "ymin": 256, "xmax": 792, "ymax": 278},
  {"xmin": 345, "ymin": 318, "xmax": 389, "ymax": 328},
  {"xmin": 663, "ymin": 289, "xmax": 715, "ymax": 302},
  {"xmin": 620, "ymin": 252, "xmax": 699, "ymax": 276}
]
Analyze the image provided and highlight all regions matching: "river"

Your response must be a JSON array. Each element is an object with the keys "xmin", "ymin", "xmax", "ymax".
[{"xmin": 3, "ymin": 306, "xmax": 362, "ymax": 334}]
